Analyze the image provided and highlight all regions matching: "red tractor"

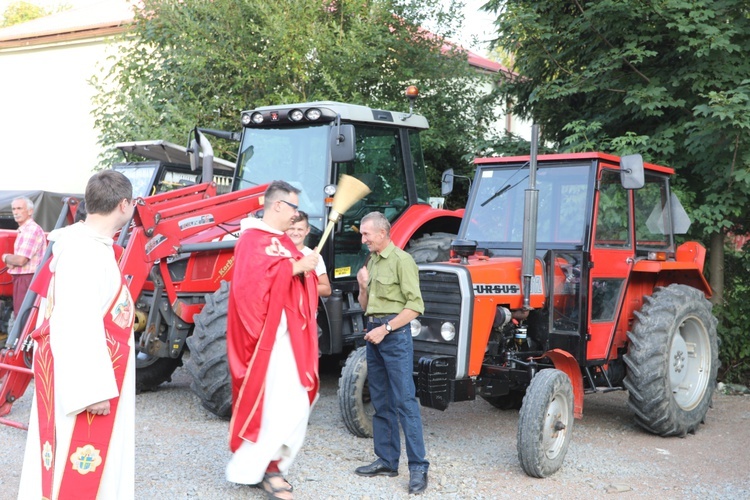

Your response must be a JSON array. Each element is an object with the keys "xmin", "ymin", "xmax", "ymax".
[
  {"xmin": 184, "ymin": 100, "xmax": 463, "ymax": 417},
  {"xmin": 1, "ymin": 97, "xmax": 463, "ymax": 425},
  {"xmin": 340, "ymin": 128, "xmax": 719, "ymax": 476}
]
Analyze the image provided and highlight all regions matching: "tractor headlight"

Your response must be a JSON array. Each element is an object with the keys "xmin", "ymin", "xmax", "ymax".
[
  {"xmin": 324, "ymin": 184, "xmax": 337, "ymax": 196},
  {"xmin": 289, "ymin": 109, "xmax": 304, "ymax": 122},
  {"xmin": 440, "ymin": 322, "xmax": 456, "ymax": 342},
  {"xmin": 246, "ymin": 112, "xmax": 263, "ymax": 124},
  {"xmin": 305, "ymin": 108, "xmax": 322, "ymax": 121},
  {"xmin": 410, "ymin": 319, "xmax": 422, "ymax": 337}
]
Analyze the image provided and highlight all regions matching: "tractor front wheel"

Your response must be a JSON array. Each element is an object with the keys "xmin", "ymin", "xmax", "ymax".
[
  {"xmin": 338, "ymin": 346, "xmax": 374, "ymax": 438},
  {"xmin": 517, "ymin": 369, "xmax": 574, "ymax": 478},
  {"xmin": 184, "ymin": 281, "xmax": 232, "ymax": 419},
  {"xmin": 623, "ymin": 284, "xmax": 718, "ymax": 436}
]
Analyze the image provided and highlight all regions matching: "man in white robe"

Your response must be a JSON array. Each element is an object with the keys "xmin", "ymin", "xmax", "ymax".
[{"xmin": 19, "ymin": 170, "xmax": 136, "ymax": 500}]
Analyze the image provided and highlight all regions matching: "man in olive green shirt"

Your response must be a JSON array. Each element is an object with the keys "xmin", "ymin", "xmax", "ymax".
[{"xmin": 354, "ymin": 211, "xmax": 429, "ymax": 495}]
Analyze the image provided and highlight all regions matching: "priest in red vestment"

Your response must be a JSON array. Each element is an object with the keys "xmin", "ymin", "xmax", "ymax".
[{"xmin": 225, "ymin": 180, "xmax": 320, "ymax": 500}]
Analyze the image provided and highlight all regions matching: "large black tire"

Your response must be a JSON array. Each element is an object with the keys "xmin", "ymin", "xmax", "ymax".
[
  {"xmin": 135, "ymin": 353, "xmax": 183, "ymax": 393},
  {"xmin": 517, "ymin": 369, "xmax": 574, "ymax": 478},
  {"xmin": 622, "ymin": 284, "xmax": 718, "ymax": 437},
  {"xmin": 338, "ymin": 346, "xmax": 373, "ymax": 438},
  {"xmin": 406, "ymin": 232, "xmax": 455, "ymax": 264},
  {"xmin": 184, "ymin": 281, "xmax": 232, "ymax": 419}
]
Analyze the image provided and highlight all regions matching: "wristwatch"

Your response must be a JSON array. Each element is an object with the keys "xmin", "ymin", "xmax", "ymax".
[{"xmin": 384, "ymin": 322, "xmax": 393, "ymax": 333}]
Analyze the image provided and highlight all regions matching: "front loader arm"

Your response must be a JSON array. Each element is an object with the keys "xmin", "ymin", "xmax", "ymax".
[{"xmin": 119, "ymin": 182, "xmax": 268, "ymax": 324}]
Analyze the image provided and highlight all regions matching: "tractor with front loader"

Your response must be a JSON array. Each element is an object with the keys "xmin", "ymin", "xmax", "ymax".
[
  {"xmin": 339, "ymin": 128, "xmax": 719, "ymax": 477},
  {"xmin": 0, "ymin": 95, "xmax": 464, "ymax": 426}
]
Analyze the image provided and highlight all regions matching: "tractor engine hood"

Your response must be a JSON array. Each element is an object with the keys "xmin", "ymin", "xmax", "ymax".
[{"xmin": 457, "ymin": 254, "xmax": 546, "ymax": 311}]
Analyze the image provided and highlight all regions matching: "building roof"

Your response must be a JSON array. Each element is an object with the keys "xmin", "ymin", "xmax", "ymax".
[{"xmin": 0, "ymin": 0, "xmax": 133, "ymax": 48}]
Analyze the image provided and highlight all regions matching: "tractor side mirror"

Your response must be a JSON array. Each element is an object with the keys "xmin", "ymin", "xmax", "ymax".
[
  {"xmin": 331, "ymin": 124, "xmax": 356, "ymax": 163},
  {"xmin": 620, "ymin": 154, "xmax": 645, "ymax": 189},
  {"xmin": 441, "ymin": 169, "xmax": 455, "ymax": 196},
  {"xmin": 441, "ymin": 169, "xmax": 471, "ymax": 196}
]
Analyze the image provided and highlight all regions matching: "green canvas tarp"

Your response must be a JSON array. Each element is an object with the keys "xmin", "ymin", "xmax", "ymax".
[{"xmin": 0, "ymin": 190, "xmax": 83, "ymax": 232}]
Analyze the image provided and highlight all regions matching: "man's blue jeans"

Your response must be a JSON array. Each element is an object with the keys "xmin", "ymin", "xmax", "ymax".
[{"xmin": 366, "ymin": 320, "xmax": 429, "ymax": 472}]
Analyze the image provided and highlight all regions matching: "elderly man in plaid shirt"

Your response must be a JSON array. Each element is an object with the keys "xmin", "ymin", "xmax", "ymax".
[{"xmin": 2, "ymin": 196, "xmax": 46, "ymax": 318}]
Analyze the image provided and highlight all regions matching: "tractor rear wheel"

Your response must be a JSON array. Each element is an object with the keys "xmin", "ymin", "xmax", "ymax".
[
  {"xmin": 338, "ymin": 346, "xmax": 374, "ymax": 438},
  {"xmin": 623, "ymin": 284, "xmax": 718, "ymax": 436},
  {"xmin": 517, "ymin": 369, "xmax": 574, "ymax": 478},
  {"xmin": 184, "ymin": 281, "xmax": 232, "ymax": 419},
  {"xmin": 406, "ymin": 232, "xmax": 454, "ymax": 263}
]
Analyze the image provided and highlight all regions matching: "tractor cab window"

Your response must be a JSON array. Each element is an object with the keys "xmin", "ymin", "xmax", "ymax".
[
  {"xmin": 550, "ymin": 251, "xmax": 583, "ymax": 332},
  {"xmin": 234, "ymin": 124, "xmax": 329, "ymax": 219},
  {"xmin": 634, "ymin": 173, "xmax": 676, "ymax": 254},
  {"xmin": 331, "ymin": 125, "xmax": 410, "ymax": 280},
  {"xmin": 462, "ymin": 164, "xmax": 590, "ymax": 245},
  {"xmin": 114, "ymin": 163, "xmax": 159, "ymax": 198},
  {"xmin": 594, "ymin": 169, "xmax": 631, "ymax": 248}
]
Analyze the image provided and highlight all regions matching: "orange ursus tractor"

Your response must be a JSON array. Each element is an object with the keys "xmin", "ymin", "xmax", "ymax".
[{"xmin": 339, "ymin": 128, "xmax": 718, "ymax": 478}]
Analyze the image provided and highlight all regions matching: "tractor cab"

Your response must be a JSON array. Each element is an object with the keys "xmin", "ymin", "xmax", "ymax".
[
  {"xmin": 455, "ymin": 152, "xmax": 700, "ymax": 367},
  {"xmin": 114, "ymin": 140, "xmax": 236, "ymax": 198},
  {"xmin": 232, "ymin": 101, "xmax": 462, "ymax": 359},
  {"xmin": 233, "ymin": 102, "xmax": 443, "ymax": 282}
]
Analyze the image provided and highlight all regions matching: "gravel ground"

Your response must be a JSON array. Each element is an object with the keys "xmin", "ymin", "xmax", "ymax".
[{"xmin": 2, "ymin": 357, "xmax": 749, "ymax": 500}]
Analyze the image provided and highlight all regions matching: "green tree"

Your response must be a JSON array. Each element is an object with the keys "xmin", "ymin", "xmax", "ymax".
[
  {"xmin": 1, "ymin": 1, "xmax": 48, "ymax": 26},
  {"xmin": 92, "ymin": 0, "xmax": 501, "ymax": 197},
  {"xmin": 483, "ymin": 0, "xmax": 750, "ymax": 382}
]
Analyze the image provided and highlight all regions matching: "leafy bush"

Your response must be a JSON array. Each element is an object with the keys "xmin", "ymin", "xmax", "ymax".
[{"xmin": 714, "ymin": 242, "xmax": 750, "ymax": 387}]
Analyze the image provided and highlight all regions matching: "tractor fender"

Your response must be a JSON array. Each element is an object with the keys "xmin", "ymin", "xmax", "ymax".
[
  {"xmin": 543, "ymin": 348, "xmax": 584, "ymax": 419},
  {"xmin": 389, "ymin": 205, "xmax": 463, "ymax": 248},
  {"xmin": 631, "ymin": 241, "xmax": 712, "ymax": 298}
]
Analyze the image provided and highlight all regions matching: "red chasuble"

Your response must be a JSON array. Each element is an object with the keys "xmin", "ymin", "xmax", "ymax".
[{"xmin": 227, "ymin": 227, "xmax": 319, "ymax": 452}]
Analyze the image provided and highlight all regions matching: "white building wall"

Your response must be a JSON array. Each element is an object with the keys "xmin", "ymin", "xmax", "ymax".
[{"xmin": 0, "ymin": 38, "xmax": 117, "ymax": 192}]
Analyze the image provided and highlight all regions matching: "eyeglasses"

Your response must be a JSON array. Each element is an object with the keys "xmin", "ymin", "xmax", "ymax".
[{"xmin": 279, "ymin": 199, "xmax": 299, "ymax": 211}]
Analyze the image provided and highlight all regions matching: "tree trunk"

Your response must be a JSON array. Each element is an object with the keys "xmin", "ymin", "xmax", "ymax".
[{"xmin": 709, "ymin": 232, "xmax": 724, "ymax": 306}]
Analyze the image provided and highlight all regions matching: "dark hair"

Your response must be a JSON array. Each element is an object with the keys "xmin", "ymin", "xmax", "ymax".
[
  {"xmin": 264, "ymin": 180, "xmax": 300, "ymax": 205},
  {"xmin": 85, "ymin": 170, "xmax": 133, "ymax": 215},
  {"xmin": 292, "ymin": 210, "xmax": 309, "ymax": 225}
]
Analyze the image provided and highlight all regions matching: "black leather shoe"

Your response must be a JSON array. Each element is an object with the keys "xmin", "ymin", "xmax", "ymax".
[
  {"xmin": 355, "ymin": 460, "xmax": 398, "ymax": 477},
  {"xmin": 408, "ymin": 470, "xmax": 428, "ymax": 494}
]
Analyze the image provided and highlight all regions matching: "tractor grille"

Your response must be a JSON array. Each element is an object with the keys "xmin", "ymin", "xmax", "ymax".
[
  {"xmin": 419, "ymin": 269, "xmax": 462, "ymax": 327},
  {"xmin": 415, "ymin": 264, "xmax": 472, "ymax": 380}
]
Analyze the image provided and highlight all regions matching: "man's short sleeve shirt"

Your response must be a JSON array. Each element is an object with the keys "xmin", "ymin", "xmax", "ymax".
[
  {"xmin": 365, "ymin": 242, "xmax": 424, "ymax": 316},
  {"xmin": 12, "ymin": 219, "xmax": 46, "ymax": 275}
]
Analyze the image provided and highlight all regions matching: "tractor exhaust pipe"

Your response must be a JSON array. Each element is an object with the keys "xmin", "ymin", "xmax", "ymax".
[{"xmin": 521, "ymin": 124, "xmax": 540, "ymax": 310}]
